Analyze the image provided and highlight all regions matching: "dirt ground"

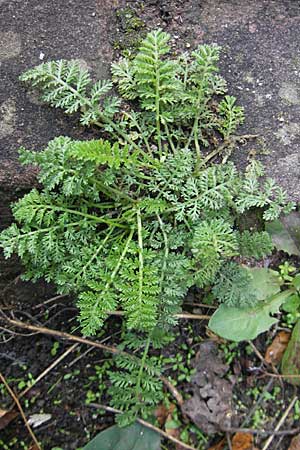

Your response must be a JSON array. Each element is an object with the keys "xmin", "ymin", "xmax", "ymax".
[{"xmin": 1, "ymin": 1, "xmax": 300, "ymax": 449}]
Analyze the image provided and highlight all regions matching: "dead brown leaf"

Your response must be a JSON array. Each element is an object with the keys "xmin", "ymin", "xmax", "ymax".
[
  {"xmin": 28, "ymin": 444, "xmax": 40, "ymax": 450},
  {"xmin": 154, "ymin": 403, "xmax": 175, "ymax": 427},
  {"xmin": 207, "ymin": 438, "xmax": 226, "ymax": 450},
  {"xmin": 164, "ymin": 405, "xmax": 182, "ymax": 450},
  {"xmin": 232, "ymin": 432, "xmax": 253, "ymax": 450},
  {"xmin": 182, "ymin": 341, "xmax": 235, "ymax": 435},
  {"xmin": 206, "ymin": 328, "xmax": 226, "ymax": 343},
  {"xmin": 165, "ymin": 426, "xmax": 180, "ymax": 439},
  {"xmin": 0, "ymin": 408, "xmax": 19, "ymax": 430},
  {"xmin": 265, "ymin": 331, "xmax": 290, "ymax": 364},
  {"xmin": 288, "ymin": 434, "xmax": 300, "ymax": 450}
]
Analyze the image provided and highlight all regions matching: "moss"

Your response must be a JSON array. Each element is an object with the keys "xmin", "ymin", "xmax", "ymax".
[{"xmin": 114, "ymin": 7, "xmax": 146, "ymax": 58}]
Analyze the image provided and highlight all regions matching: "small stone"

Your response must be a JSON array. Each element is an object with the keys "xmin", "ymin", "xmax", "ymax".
[
  {"xmin": 0, "ymin": 98, "xmax": 16, "ymax": 138},
  {"xmin": 279, "ymin": 82, "xmax": 300, "ymax": 105},
  {"xmin": 0, "ymin": 31, "xmax": 21, "ymax": 60}
]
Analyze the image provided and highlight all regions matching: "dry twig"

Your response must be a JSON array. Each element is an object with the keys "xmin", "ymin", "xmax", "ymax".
[
  {"xmin": 223, "ymin": 426, "xmax": 300, "ymax": 437},
  {"xmin": 2, "ymin": 316, "xmax": 184, "ymax": 407},
  {"xmin": 261, "ymin": 395, "xmax": 298, "ymax": 450},
  {"xmin": 88, "ymin": 403, "xmax": 197, "ymax": 450},
  {"xmin": 0, "ymin": 372, "xmax": 41, "ymax": 450},
  {"xmin": 33, "ymin": 294, "xmax": 68, "ymax": 309},
  {"xmin": 107, "ymin": 310, "xmax": 210, "ymax": 320},
  {"xmin": 19, "ymin": 343, "xmax": 78, "ymax": 399}
]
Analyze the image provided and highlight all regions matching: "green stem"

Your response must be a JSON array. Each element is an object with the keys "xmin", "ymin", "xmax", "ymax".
[
  {"xmin": 16, "ymin": 221, "xmax": 84, "ymax": 238},
  {"xmin": 94, "ymin": 118, "xmax": 157, "ymax": 168},
  {"xmin": 153, "ymin": 44, "xmax": 162, "ymax": 158},
  {"xmin": 95, "ymin": 181, "xmax": 134, "ymax": 204},
  {"xmin": 82, "ymin": 200, "xmax": 119, "ymax": 209},
  {"xmin": 38, "ymin": 203, "xmax": 128, "ymax": 229},
  {"xmin": 136, "ymin": 208, "xmax": 144, "ymax": 318},
  {"xmin": 53, "ymin": 73, "xmax": 90, "ymax": 109},
  {"xmin": 72, "ymin": 226, "xmax": 118, "ymax": 284},
  {"xmin": 156, "ymin": 214, "xmax": 169, "ymax": 290},
  {"xmin": 164, "ymin": 123, "xmax": 176, "ymax": 154},
  {"xmin": 193, "ymin": 117, "xmax": 202, "ymax": 174},
  {"xmin": 135, "ymin": 335, "xmax": 151, "ymax": 404},
  {"xmin": 92, "ymin": 228, "xmax": 135, "ymax": 316},
  {"xmin": 125, "ymin": 112, "xmax": 152, "ymax": 155},
  {"xmin": 50, "ymin": 70, "xmax": 156, "ymax": 166},
  {"xmin": 60, "ymin": 207, "xmax": 126, "ymax": 228}
]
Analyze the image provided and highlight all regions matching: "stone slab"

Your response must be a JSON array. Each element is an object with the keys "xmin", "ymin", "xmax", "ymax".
[{"xmin": 0, "ymin": 0, "xmax": 118, "ymax": 190}]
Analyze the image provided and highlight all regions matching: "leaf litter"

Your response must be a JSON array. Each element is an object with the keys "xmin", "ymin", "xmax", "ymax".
[{"xmin": 182, "ymin": 341, "xmax": 236, "ymax": 434}]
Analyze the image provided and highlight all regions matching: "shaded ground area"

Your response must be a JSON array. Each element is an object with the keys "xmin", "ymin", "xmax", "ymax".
[{"xmin": 1, "ymin": 1, "xmax": 300, "ymax": 449}]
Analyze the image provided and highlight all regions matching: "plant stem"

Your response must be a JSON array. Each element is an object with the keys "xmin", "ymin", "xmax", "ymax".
[
  {"xmin": 156, "ymin": 213, "xmax": 169, "ymax": 289},
  {"xmin": 164, "ymin": 123, "xmax": 176, "ymax": 154},
  {"xmin": 193, "ymin": 116, "xmax": 202, "ymax": 174},
  {"xmin": 94, "ymin": 118, "xmax": 157, "ymax": 167},
  {"xmin": 153, "ymin": 41, "xmax": 162, "ymax": 158},
  {"xmin": 91, "ymin": 228, "xmax": 135, "ymax": 317},
  {"xmin": 125, "ymin": 112, "xmax": 152, "ymax": 154},
  {"xmin": 136, "ymin": 208, "xmax": 144, "ymax": 321},
  {"xmin": 135, "ymin": 335, "xmax": 151, "ymax": 405},
  {"xmin": 72, "ymin": 226, "xmax": 118, "ymax": 284},
  {"xmin": 95, "ymin": 180, "xmax": 134, "ymax": 204},
  {"xmin": 42, "ymin": 203, "xmax": 128, "ymax": 228}
]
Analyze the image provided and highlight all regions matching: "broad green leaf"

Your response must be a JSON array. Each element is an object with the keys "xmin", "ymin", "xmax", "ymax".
[
  {"xmin": 266, "ymin": 213, "xmax": 300, "ymax": 256},
  {"xmin": 209, "ymin": 290, "xmax": 293, "ymax": 341},
  {"xmin": 83, "ymin": 422, "xmax": 161, "ymax": 450},
  {"xmin": 282, "ymin": 294, "xmax": 300, "ymax": 314},
  {"xmin": 246, "ymin": 267, "xmax": 282, "ymax": 300},
  {"xmin": 292, "ymin": 274, "xmax": 300, "ymax": 290},
  {"xmin": 281, "ymin": 319, "xmax": 300, "ymax": 386}
]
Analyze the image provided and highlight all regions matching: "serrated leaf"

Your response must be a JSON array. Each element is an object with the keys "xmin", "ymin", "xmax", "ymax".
[
  {"xmin": 83, "ymin": 422, "xmax": 161, "ymax": 450},
  {"xmin": 209, "ymin": 290, "xmax": 292, "ymax": 341},
  {"xmin": 266, "ymin": 213, "xmax": 300, "ymax": 256},
  {"xmin": 281, "ymin": 319, "xmax": 300, "ymax": 386}
]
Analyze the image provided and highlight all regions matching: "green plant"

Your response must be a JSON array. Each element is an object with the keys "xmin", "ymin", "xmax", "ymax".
[
  {"xmin": 163, "ymin": 351, "xmax": 196, "ymax": 383},
  {"xmin": 281, "ymin": 272, "xmax": 300, "ymax": 325},
  {"xmin": 85, "ymin": 361, "xmax": 112, "ymax": 404},
  {"xmin": 0, "ymin": 29, "xmax": 295, "ymax": 423},
  {"xmin": 278, "ymin": 261, "xmax": 296, "ymax": 282},
  {"xmin": 50, "ymin": 341, "xmax": 60, "ymax": 356},
  {"xmin": 294, "ymin": 399, "xmax": 300, "ymax": 420}
]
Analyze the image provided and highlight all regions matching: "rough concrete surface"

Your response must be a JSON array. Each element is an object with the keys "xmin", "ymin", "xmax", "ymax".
[
  {"xmin": 0, "ymin": 0, "xmax": 119, "ymax": 191},
  {"xmin": 0, "ymin": 0, "xmax": 120, "ymax": 288},
  {"xmin": 0, "ymin": 0, "xmax": 300, "ymax": 195},
  {"xmin": 171, "ymin": 0, "xmax": 300, "ymax": 201}
]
